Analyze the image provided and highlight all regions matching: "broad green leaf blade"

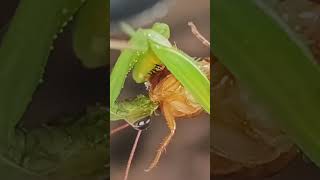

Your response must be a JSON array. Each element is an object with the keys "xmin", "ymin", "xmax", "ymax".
[
  {"xmin": 110, "ymin": 30, "xmax": 148, "ymax": 106},
  {"xmin": 0, "ymin": 0, "xmax": 106, "ymax": 177},
  {"xmin": 212, "ymin": 0, "xmax": 320, "ymax": 166},
  {"xmin": 12, "ymin": 106, "xmax": 107, "ymax": 178},
  {"xmin": 150, "ymin": 43, "xmax": 210, "ymax": 113},
  {"xmin": 0, "ymin": 0, "xmax": 84, "ymax": 150}
]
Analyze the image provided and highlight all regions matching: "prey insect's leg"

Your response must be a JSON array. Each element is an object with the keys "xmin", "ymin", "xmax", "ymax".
[{"xmin": 145, "ymin": 102, "xmax": 176, "ymax": 172}]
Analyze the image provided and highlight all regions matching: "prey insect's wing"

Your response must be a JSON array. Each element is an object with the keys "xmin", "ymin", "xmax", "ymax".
[
  {"xmin": 150, "ymin": 41, "xmax": 210, "ymax": 113},
  {"xmin": 110, "ymin": 30, "xmax": 148, "ymax": 106}
]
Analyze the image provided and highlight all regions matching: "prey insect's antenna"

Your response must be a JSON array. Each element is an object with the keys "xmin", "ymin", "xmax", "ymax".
[
  {"xmin": 124, "ymin": 130, "xmax": 142, "ymax": 180},
  {"xmin": 111, "ymin": 123, "xmax": 130, "ymax": 136},
  {"xmin": 188, "ymin": 22, "xmax": 213, "ymax": 63},
  {"xmin": 188, "ymin": 22, "xmax": 210, "ymax": 47}
]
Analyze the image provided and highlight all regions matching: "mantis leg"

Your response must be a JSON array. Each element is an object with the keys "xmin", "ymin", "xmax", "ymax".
[{"xmin": 145, "ymin": 102, "xmax": 176, "ymax": 172}]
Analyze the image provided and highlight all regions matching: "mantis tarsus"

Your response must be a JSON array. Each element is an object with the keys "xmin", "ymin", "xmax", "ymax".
[{"xmin": 110, "ymin": 22, "xmax": 210, "ymax": 179}]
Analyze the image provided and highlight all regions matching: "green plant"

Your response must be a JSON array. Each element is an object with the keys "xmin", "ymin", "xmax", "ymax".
[{"xmin": 0, "ymin": 0, "xmax": 107, "ymax": 179}]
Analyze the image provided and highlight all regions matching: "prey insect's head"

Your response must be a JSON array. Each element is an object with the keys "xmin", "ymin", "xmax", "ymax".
[
  {"xmin": 131, "ymin": 116, "xmax": 152, "ymax": 130},
  {"xmin": 125, "ymin": 115, "xmax": 152, "ymax": 131}
]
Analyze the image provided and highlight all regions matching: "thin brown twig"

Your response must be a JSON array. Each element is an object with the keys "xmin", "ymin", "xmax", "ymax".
[
  {"xmin": 188, "ymin": 22, "xmax": 210, "ymax": 47},
  {"xmin": 110, "ymin": 123, "xmax": 130, "ymax": 136},
  {"xmin": 124, "ymin": 130, "xmax": 142, "ymax": 180}
]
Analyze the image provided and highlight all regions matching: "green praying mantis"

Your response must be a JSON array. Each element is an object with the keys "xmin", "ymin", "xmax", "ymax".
[
  {"xmin": 110, "ymin": 22, "xmax": 210, "ymax": 120},
  {"xmin": 110, "ymin": 22, "xmax": 210, "ymax": 178}
]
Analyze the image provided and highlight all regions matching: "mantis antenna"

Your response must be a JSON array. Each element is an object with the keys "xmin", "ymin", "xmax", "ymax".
[{"xmin": 110, "ymin": 123, "xmax": 143, "ymax": 180}]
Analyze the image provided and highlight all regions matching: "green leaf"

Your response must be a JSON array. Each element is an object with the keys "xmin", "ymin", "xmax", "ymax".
[
  {"xmin": 0, "ymin": 0, "xmax": 108, "ymax": 177},
  {"xmin": 0, "ymin": 0, "xmax": 84, "ymax": 151}
]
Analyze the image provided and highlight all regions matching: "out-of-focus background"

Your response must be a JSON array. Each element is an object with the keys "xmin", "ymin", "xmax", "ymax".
[
  {"xmin": 110, "ymin": 0, "xmax": 210, "ymax": 180},
  {"xmin": 0, "ymin": 1, "xmax": 107, "ymax": 130},
  {"xmin": 215, "ymin": 0, "xmax": 320, "ymax": 180}
]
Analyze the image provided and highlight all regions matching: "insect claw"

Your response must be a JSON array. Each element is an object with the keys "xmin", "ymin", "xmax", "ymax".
[
  {"xmin": 144, "ymin": 161, "xmax": 159, "ymax": 172},
  {"xmin": 173, "ymin": 41, "xmax": 178, "ymax": 48},
  {"xmin": 163, "ymin": 147, "xmax": 167, "ymax": 153},
  {"xmin": 154, "ymin": 110, "xmax": 160, "ymax": 116},
  {"xmin": 144, "ymin": 167, "xmax": 152, "ymax": 172}
]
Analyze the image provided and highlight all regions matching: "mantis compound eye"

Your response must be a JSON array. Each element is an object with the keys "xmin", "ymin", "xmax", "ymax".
[{"xmin": 133, "ymin": 116, "xmax": 152, "ymax": 130}]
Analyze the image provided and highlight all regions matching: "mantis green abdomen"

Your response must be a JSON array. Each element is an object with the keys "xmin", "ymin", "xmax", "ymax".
[{"xmin": 132, "ymin": 51, "xmax": 163, "ymax": 83}]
